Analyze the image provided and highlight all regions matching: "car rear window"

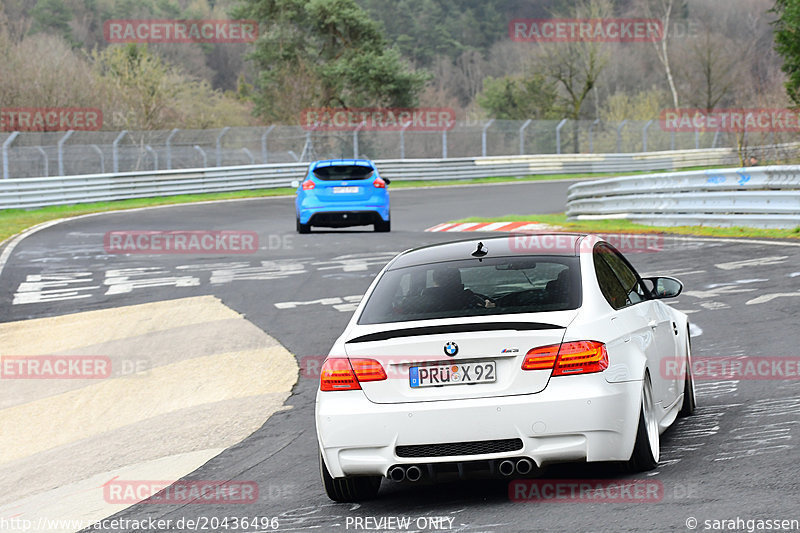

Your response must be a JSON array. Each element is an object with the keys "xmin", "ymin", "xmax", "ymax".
[
  {"xmin": 313, "ymin": 165, "xmax": 374, "ymax": 181},
  {"xmin": 357, "ymin": 256, "xmax": 581, "ymax": 325}
]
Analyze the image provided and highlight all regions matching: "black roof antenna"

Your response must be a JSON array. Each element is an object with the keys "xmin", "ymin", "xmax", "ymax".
[{"xmin": 472, "ymin": 241, "xmax": 488, "ymax": 260}]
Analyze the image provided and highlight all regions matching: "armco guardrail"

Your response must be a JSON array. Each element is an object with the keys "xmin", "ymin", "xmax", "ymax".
[
  {"xmin": 3, "ymin": 144, "xmax": 799, "ymax": 210},
  {"xmin": 567, "ymin": 165, "xmax": 800, "ymax": 229},
  {"xmin": 0, "ymin": 146, "xmax": 760, "ymax": 210}
]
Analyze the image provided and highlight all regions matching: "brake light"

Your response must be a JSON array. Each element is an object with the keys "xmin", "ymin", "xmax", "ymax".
[
  {"xmin": 521, "ymin": 341, "xmax": 608, "ymax": 376},
  {"xmin": 553, "ymin": 341, "xmax": 608, "ymax": 376},
  {"xmin": 522, "ymin": 344, "xmax": 560, "ymax": 370},
  {"xmin": 319, "ymin": 358, "xmax": 386, "ymax": 391},
  {"xmin": 350, "ymin": 359, "xmax": 388, "ymax": 381},
  {"xmin": 373, "ymin": 178, "xmax": 386, "ymax": 188},
  {"xmin": 302, "ymin": 180, "xmax": 315, "ymax": 190}
]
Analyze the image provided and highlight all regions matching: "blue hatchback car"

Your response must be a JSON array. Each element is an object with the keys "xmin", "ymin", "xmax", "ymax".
[{"xmin": 294, "ymin": 159, "xmax": 391, "ymax": 233}]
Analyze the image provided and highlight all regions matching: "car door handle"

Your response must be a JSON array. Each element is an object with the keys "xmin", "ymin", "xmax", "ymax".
[{"xmin": 648, "ymin": 320, "xmax": 658, "ymax": 329}]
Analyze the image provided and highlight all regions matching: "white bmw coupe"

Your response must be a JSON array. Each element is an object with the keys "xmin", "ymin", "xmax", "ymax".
[{"xmin": 316, "ymin": 234, "xmax": 696, "ymax": 501}]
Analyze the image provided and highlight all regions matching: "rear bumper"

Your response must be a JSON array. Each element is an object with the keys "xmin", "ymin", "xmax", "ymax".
[
  {"xmin": 298, "ymin": 205, "xmax": 389, "ymax": 227},
  {"xmin": 316, "ymin": 374, "xmax": 642, "ymax": 478}
]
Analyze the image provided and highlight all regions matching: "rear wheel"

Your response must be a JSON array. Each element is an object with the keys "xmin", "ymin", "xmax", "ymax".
[
  {"xmin": 626, "ymin": 373, "xmax": 659, "ymax": 472},
  {"xmin": 296, "ymin": 218, "xmax": 311, "ymax": 234},
  {"xmin": 679, "ymin": 335, "xmax": 696, "ymax": 417},
  {"xmin": 374, "ymin": 219, "xmax": 390, "ymax": 232},
  {"xmin": 319, "ymin": 453, "xmax": 381, "ymax": 502}
]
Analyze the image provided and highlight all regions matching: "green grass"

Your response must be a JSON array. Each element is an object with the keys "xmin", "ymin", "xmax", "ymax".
[
  {"xmin": 455, "ymin": 213, "xmax": 800, "ymax": 240},
  {"xmin": 0, "ymin": 188, "xmax": 296, "ymax": 244}
]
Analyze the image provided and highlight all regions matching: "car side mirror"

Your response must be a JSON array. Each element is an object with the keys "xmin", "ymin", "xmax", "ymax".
[
  {"xmin": 383, "ymin": 176, "xmax": 391, "ymax": 185},
  {"xmin": 642, "ymin": 276, "xmax": 683, "ymax": 298},
  {"xmin": 290, "ymin": 180, "xmax": 300, "ymax": 188}
]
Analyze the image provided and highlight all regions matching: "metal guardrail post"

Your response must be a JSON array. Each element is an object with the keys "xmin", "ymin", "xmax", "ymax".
[
  {"xmin": 261, "ymin": 125, "xmax": 276, "ymax": 163},
  {"xmin": 91, "ymin": 145, "xmax": 105, "ymax": 173},
  {"xmin": 36, "ymin": 146, "xmax": 49, "ymax": 177},
  {"xmin": 555, "ymin": 119, "xmax": 568, "ymax": 155},
  {"xmin": 695, "ymin": 128, "xmax": 700, "ymax": 150},
  {"xmin": 166, "ymin": 128, "xmax": 179, "ymax": 170},
  {"xmin": 616, "ymin": 120, "xmax": 628, "ymax": 153},
  {"xmin": 588, "ymin": 119, "xmax": 600, "ymax": 153},
  {"xmin": 442, "ymin": 129, "xmax": 448, "ymax": 159},
  {"xmin": 2, "ymin": 131, "xmax": 20, "ymax": 179},
  {"xmin": 353, "ymin": 123, "xmax": 365, "ymax": 159},
  {"xmin": 482, "ymin": 119, "xmax": 495, "ymax": 157},
  {"xmin": 57, "ymin": 130, "xmax": 75, "ymax": 176},
  {"xmin": 194, "ymin": 145, "xmax": 207, "ymax": 167},
  {"xmin": 145, "ymin": 145, "xmax": 158, "ymax": 170},
  {"xmin": 400, "ymin": 122, "xmax": 410, "ymax": 159},
  {"xmin": 670, "ymin": 130, "xmax": 676, "ymax": 151},
  {"xmin": 519, "ymin": 119, "xmax": 531, "ymax": 155},
  {"xmin": 642, "ymin": 120, "xmax": 653, "ymax": 152},
  {"xmin": 216, "ymin": 127, "xmax": 230, "ymax": 167},
  {"xmin": 241, "ymin": 148, "xmax": 255, "ymax": 164},
  {"xmin": 112, "ymin": 130, "xmax": 128, "ymax": 174}
]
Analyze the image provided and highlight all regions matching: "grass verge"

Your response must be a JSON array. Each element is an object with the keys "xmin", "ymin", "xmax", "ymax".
[{"xmin": 454, "ymin": 213, "xmax": 800, "ymax": 240}]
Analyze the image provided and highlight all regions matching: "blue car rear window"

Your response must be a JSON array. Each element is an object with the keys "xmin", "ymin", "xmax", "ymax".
[{"xmin": 313, "ymin": 165, "xmax": 374, "ymax": 181}]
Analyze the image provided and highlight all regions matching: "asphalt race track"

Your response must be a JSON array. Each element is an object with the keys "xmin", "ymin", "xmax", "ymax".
[{"xmin": 2, "ymin": 180, "xmax": 800, "ymax": 532}]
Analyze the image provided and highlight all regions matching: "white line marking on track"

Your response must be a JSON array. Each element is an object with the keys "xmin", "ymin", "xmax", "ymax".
[
  {"xmin": 746, "ymin": 292, "xmax": 800, "ymax": 305},
  {"xmin": 714, "ymin": 256, "xmax": 788, "ymax": 270}
]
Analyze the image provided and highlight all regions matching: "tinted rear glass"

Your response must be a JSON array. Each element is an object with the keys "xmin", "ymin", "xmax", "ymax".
[
  {"xmin": 313, "ymin": 165, "xmax": 374, "ymax": 181},
  {"xmin": 358, "ymin": 256, "xmax": 581, "ymax": 325}
]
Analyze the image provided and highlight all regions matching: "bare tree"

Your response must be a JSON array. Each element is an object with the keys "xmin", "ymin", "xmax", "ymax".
[
  {"xmin": 537, "ymin": 0, "xmax": 612, "ymax": 152},
  {"xmin": 638, "ymin": 0, "xmax": 681, "ymax": 109}
]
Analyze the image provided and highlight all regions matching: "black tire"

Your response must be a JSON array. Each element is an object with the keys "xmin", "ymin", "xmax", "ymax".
[
  {"xmin": 679, "ymin": 335, "xmax": 696, "ymax": 417},
  {"xmin": 626, "ymin": 374, "xmax": 659, "ymax": 472},
  {"xmin": 374, "ymin": 219, "xmax": 390, "ymax": 232},
  {"xmin": 319, "ymin": 453, "xmax": 381, "ymax": 502},
  {"xmin": 296, "ymin": 218, "xmax": 311, "ymax": 234}
]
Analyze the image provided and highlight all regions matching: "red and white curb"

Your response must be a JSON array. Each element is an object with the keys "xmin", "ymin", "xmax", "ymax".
[{"xmin": 426, "ymin": 221, "xmax": 560, "ymax": 233}]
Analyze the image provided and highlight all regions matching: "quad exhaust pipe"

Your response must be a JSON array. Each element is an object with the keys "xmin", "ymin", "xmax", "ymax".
[
  {"xmin": 515, "ymin": 458, "xmax": 534, "ymax": 475},
  {"xmin": 388, "ymin": 465, "xmax": 423, "ymax": 482},
  {"xmin": 406, "ymin": 465, "xmax": 422, "ymax": 482},
  {"xmin": 388, "ymin": 466, "xmax": 405, "ymax": 482},
  {"xmin": 498, "ymin": 459, "xmax": 515, "ymax": 476},
  {"xmin": 391, "ymin": 459, "xmax": 535, "ymax": 481},
  {"xmin": 499, "ymin": 458, "xmax": 535, "ymax": 476}
]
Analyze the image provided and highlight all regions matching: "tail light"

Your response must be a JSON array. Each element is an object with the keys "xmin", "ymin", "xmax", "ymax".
[
  {"xmin": 319, "ymin": 358, "xmax": 387, "ymax": 391},
  {"xmin": 373, "ymin": 178, "xmax": 386, "ymax": 188},
  {"xmin": 522, "ymin": 341, "xmax": 608, "ymax": 376},
  {"xmin": 521, "ymin": 344, "xmax": 560, "ymax": 370},
  {"xmin": 302, "ymin": 180, "xmax": 315, "ymax": 190}
]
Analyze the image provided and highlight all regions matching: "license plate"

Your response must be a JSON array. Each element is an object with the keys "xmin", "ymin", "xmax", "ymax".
[
  {"xmin": 332, "ymin": 186, "xmax": 360, "ymax": 194},
  {"xmin": 409, "ymin": 362, "xmax": 496, "ymax": 388}
]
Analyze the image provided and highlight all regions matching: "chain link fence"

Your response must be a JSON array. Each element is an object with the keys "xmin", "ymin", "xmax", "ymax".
[{"xmin": 2, "ymin": 120, "xmax": 795, "ymax": 179}]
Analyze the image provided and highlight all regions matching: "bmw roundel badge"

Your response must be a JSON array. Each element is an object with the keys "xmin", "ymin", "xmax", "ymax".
[{"xmin": 444, "ymin": 342, "xmax": 458, "ymax": 357}]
